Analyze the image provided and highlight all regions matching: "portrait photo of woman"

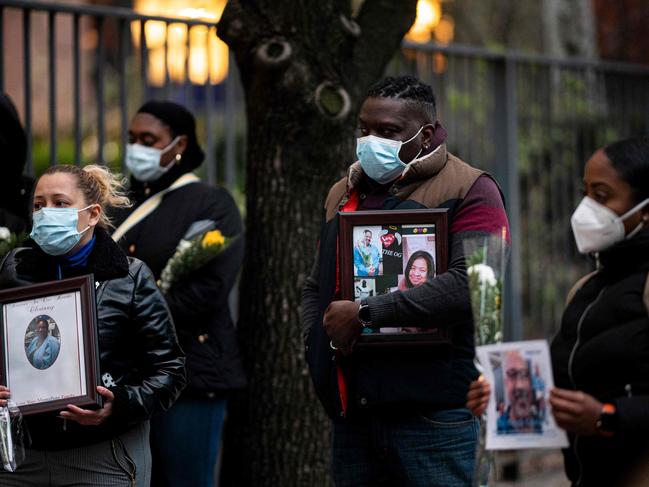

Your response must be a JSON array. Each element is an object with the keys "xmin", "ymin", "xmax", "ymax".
[
  {"xmin": 24, "ymin": 316, "xmax": 60, "ymax": 370},
  {"xmin": 399, "ymin": 250, "xmax": 435, "ymax": 290}
]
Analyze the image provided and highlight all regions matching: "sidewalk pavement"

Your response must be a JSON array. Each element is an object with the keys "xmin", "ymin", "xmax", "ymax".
[{"xmin": 494, "ymin": 449, "xmax": 570, "ymax": 487}]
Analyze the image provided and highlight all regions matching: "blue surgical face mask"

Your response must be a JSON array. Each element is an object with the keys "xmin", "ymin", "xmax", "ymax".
[
  {"xmin": 30, "ymin": 206, "xmax": 93, "ymax": 256},
  {"xmin": 356, "ymin": 126, "xmax": 425, "ymax": 184},
  {"xmin": 126, "ymin": 136, "xmax": 181, "ymax": 182}
]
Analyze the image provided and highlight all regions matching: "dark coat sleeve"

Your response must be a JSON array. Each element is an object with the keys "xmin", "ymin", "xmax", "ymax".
[
  {"xmin": 162, "ymin": 188, "xmax": 244, "ymax": 332},
  {"xmin": 366, "ymin": 176, "xmax": 510, "ymax": 328},
  {"xmin": 364, "ymin": 233, "xmax": 474, "ymax": 328},
  {"xmin": 110, "ymin": 261, "xmax": 186, "ymax": 422}
]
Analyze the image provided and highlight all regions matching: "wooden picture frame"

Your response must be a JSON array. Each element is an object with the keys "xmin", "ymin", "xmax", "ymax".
[
  {"xmin": 339, "ymin": 209, "xmax": 450, "ymax": 346},
  {"xmin": 0, "ymin": 275, "xmax": 100, "ymax": 416}
]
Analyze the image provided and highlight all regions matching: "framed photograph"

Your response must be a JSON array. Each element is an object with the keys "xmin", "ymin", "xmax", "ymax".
[
  {"xmin": 339, "ymin": 209, "xmax": 449, "ymax": 346},
  {"xmin": 476, "ymin": 340, "xmax": 569, "ymax": 450},
  {"xmin": 0, "ymin": 275, "xmax": 100, "ymax": 416}
]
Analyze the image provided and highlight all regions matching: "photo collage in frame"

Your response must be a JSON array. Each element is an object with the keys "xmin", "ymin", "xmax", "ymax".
[{"xmin": 339, "ymin": 209, "xmax": 449, "ymax": 345}]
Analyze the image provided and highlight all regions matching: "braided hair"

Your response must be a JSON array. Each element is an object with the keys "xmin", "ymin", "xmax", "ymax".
[{"xmin": 366, "ymin": 76, "xmax": 437, "ymax": 122}]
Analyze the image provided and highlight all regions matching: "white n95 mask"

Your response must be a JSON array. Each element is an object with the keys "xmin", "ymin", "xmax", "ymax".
[{"xmin": 571, "ymin": 196, "xmax": 649, "ymax": 254}]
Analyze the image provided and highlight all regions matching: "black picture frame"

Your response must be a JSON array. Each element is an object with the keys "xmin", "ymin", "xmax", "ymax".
[
  {"xmin": 0, "ymin": 275, "xmax": 100, "ymax": 416},
  {"xmin": 339, "ymin": 209, "xmax": 451, "ymax": 347}
]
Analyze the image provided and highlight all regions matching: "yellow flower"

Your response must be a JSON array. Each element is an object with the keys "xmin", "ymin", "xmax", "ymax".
[{"xmin": 202, "ymin": 230, "xmax": 225, "ymax": 248}]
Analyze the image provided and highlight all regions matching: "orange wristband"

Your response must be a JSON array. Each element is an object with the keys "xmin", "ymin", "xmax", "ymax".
[{"xmin": 595, "ymin": 403, "xmax": 617, "ymax": 437}]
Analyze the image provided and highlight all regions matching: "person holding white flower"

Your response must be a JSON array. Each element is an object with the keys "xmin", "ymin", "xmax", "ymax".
[
  {"xmin": 112, "ymin": 101, "xmax": 245, "ymax": 487},
  {"xmin": 467, "ymin": 135, "xmax": 649, "ymax": 486}
]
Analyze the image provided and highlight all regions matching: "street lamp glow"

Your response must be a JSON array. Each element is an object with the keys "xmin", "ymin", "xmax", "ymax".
[
  {"xmin": 405, "ymin": 0, "xmax": 442, "ymax": 44},
  {"xmin": 434, "ymin": 15, "xmax": 455, "ymax": 45},
  {"xmin": 132, "ymin": 0, "xmax": 228, "ymax": 86}
]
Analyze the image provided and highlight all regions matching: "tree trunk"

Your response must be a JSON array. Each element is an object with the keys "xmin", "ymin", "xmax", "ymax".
[{"xmin": 218, "ymin": 1, "xmax": 417, "ymax": 485}]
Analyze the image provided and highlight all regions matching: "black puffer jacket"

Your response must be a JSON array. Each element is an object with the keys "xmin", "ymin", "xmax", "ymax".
[
  {"xmin": 551, "ymin": 228, "xmax": 649, "ymax": 486},
  {"xmin": 0, "ymin": 228, "xmax": 186, "ymax": 450}
]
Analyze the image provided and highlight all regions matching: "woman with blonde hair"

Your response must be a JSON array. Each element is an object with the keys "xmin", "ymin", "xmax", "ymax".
[{"xmin": 0, "ymin": 164, "xmax": 185, "ymax": 486}]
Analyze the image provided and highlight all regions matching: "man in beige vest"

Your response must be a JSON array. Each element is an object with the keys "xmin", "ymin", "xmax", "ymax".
[{"xmin": 302, "ymin": 76, "xmax": 510, "ymax": 486}]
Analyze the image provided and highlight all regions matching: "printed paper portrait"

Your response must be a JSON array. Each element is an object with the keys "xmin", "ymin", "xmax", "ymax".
[{"xmin": 476, "ymin": 340, "xmax": 568, "ymax": 450}]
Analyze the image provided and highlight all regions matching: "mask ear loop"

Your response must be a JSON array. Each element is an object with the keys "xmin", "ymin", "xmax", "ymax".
[
  {"xmin": 401, "ymin": 124, "xmax": 436, "ymax": 164},
  {"xmin": 160, "ymin": 136, "xmax": 182, "ymax": 155},
  {"xmin": 620, "ymin": 198, "xmax": 649, "ymax": 221},
  {"xmin": 398, "ymin": 126, "xmax": 424, "ymax": 167},
  {"xmin": 160, "ymin": 136, "xmax": 183, "ymax": 165},
  {"xmin": 78, "ymin": 204, "xmax": 99, "ymax": 235},
  {"xmin": 626, "ymin": 222, "xmax": 645, "ymax": 240},
  {"xmin": 401, "ymin": 125, "xmax": 425, "ymax": 146},
  {"xmin": 400, "ymin": 124, "xmax": 434, "ymax": 171},
  {"xmin": 621, "ymin": 198, "xmax": 649, "ymax": 240}
]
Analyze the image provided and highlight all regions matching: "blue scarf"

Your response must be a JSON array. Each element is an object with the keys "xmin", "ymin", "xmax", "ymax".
[{"xmin": 57, "ymin": 235, "xmax": 96, "ymax": 279}]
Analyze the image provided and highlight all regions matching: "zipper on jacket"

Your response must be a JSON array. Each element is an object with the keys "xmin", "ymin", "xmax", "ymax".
[
  {"xmin": 95, "ymin": 281, "xmax": 106, "ymax": 302},
  {"xmin": 567, "ymin": 286, "xmax": 606, "ymax": 487},
  {"xmin": 567, "ymin": 287, "xmax": 607, "ymax": 388}
]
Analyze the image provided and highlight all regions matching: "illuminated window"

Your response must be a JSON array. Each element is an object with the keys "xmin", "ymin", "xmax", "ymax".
[{"xmin": 131, "ymin": 0, "xmax": 228, "ymax": 86}]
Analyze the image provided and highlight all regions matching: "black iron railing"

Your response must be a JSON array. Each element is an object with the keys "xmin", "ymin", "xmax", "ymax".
[
  {"xmin": 3, "ymin": 0, "xmax": 649, "ymax": 338},
  {"xmin": 0, "ymin": 0, "xmax": 242, "ymax": 189}
]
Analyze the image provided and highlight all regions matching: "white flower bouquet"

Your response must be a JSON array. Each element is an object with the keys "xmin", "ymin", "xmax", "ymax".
[
  {"xmin": 463, "ymin": 228, "xmax": 510, "ymax": 487},
  {"xmin": 464, "ymin": 228, "xmax": 509, "ymax": 347}
]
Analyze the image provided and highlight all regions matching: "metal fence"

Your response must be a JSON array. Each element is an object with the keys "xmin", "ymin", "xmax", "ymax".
[
  {"xmin": 396, "ymin": 41, "xmax": 649, "ymax": 338},
  {"xmin": 0, "ymin": 0, "xmax": 243, "ymax": 188},
  {"xmin": 2, "ymin": 0, "xmax": 649, "ymax": 338}
]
